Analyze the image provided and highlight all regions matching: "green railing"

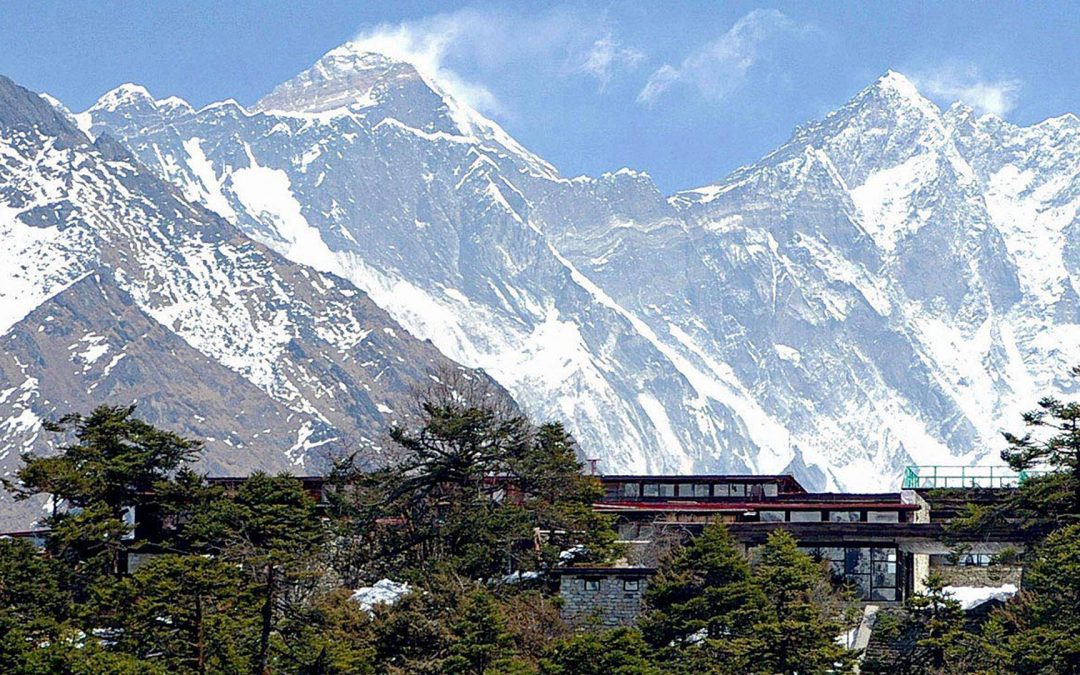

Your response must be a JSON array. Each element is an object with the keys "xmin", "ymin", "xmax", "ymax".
[{"xmin": 902, "ymin": 465, "xmax": 1045, "ymax": 489}]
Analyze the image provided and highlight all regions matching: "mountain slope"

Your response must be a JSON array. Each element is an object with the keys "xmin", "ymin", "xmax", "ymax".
[
  {"xmin": 0, "ymin": 73, "xmax": 488, "ymax": 527},
  {"xmin": 84, "ymin": 44, "xmax": 769, "ymax": 477},
  {"xmin": 83, "ymin": 49, "xmax": 1080, "ymax": 489}
]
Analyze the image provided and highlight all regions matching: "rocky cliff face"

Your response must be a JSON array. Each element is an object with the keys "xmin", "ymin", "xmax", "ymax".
[
  {"xmin": 54, "ymin": 45, "xmax": 1080, "ymax": 494},
  {"xmin": 0, "ymin": 74, "xmax": 488, "ymax": 529}
]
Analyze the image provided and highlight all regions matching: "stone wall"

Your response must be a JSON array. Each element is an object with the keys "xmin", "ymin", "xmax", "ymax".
[
  {"xmin": 931, "ymin": 563, "xmax": 1023, "ymax": 587},
  {"xmin": 560, "ymin": 572, "xmax": 648, "ymax": 627}
]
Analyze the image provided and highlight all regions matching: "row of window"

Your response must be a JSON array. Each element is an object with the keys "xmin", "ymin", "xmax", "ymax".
[
  {"xmin": 758, "ymin": 510, "xmax": 900, "ymax": 523},
  {"xmin": 621, "ymin": 482, "xmax": 780, "ymax": 498},
  {"xmin": 581, "ymin": 578, "xmax": 639, "ymax": 592}
]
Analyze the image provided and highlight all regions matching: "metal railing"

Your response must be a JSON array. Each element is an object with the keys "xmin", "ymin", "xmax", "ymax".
[{"xmin": 901, "ymin": 465, "xmax": 1046, "ymax": 489}]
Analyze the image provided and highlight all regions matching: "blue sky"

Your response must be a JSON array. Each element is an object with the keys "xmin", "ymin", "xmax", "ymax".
[{"xmin": 2, "ymin": 1, "xmax": 1077, "ymax": 192}]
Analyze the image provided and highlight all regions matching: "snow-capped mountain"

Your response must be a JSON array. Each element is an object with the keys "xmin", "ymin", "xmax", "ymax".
[
  {"xmin": 82, "ymin": 45, "xmax": 767, "ymax": 481},
  {"xmin": 0, "ymin": 74, "xmax": 485, "ymax": 529},
  {"xmin": 65, "ymin": 44, "xmax": 1080, "ymax": 493}
]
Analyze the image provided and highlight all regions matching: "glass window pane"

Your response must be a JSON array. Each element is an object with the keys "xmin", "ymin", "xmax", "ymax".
[
  {"xmin": 829, "ymin": 511, "xmax": 860, "ymax": 522},
  {"xmin": 789, "ymin": 510, "xmax": 822, "ymax": 522},
  {"xmin": 872, "ymin": 548, "xmax": 897, "ymax": 562},
  {"xmin": 677, "ymin": 483, "xmax": 695, "ymax": 497},
  {"xmin": 643, "ymin": 484, "xmax": 659, "ymax": 497},
  {"xmin": 658, "ymin": 484, "xmax": 675, "ymax": 497},
  {"xmin": 694, "ymin": 484, "xmax": 710, "ymax": 497},
  {"xmin": 730, "ymin": 484, "xmax": 746, "ymax": 497},
  {"xmin": 871, "ymin": 587, "xmax": 896, "ymax": 601},
  {"xmin": 850, "ymin": 574, "xmax": 871, "ymax": 599},
  {"xmin": 622, "ymin": 483, "xmax": 640, "ymax": 497},
  {"xmin": 760, "ymin": 511, "xmax": 785, "ymax": 522},
  {"xmin": 868, "ymin": 511, "xmax": 899, "ymax": 523},
  {"xmin": 763, "ymin": 483, "xmax": 778, "ymax": 497},
  {"xmin": 846, "ymin": 548, "xmax": 871, "ymax": 574}
]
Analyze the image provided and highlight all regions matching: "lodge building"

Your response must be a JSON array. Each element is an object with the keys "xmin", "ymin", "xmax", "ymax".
[
  {"xmin": 558, "ymin": 468, "xmax": 1031, "ymax": 627},
  {"xmin": 1, "ymin": 466, "xmax": 1034, "ymax": 632}
]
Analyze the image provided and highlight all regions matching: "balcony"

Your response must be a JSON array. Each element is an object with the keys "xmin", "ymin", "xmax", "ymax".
[{"xmin": 902, "ymin": 465, "xmax": 1045, "ymax": 489}]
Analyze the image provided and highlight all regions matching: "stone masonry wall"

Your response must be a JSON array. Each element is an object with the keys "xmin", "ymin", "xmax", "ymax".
[
  {"xmin": 560, "ymin": 574, "xmax": 648, "ymax": 627},
  {"xmin": 931, "ymin": 564, "xmax": 1023, "ymax": 587}
]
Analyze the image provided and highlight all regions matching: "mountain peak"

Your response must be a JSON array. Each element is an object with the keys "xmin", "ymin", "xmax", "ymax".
[
  {"xmin": 255, "ymin": 43, "xmax": 428, "ymax": 116},
  {"xmin": 873, "ymin": 70, "xmax": 920, "ymax": 98},
  {"xmin": 91, "ymin": 83, "xmax": 156, "ymax": 112}
]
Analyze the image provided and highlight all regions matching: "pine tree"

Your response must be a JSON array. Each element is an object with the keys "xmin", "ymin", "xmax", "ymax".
[
  {"xmin": 271, "ymin": 588, "xmax": 378, "ymax": 675},
  {"xmin": 954, "ymin": 369, "xmax": 1080, "ymax": 539},
  {"xmin": 9, "ymin": 405, "xmax": 203, "ymax": 584},
  {"xmin": 751, "ymin": 530, "xmax": 856, "ymax": 674},
  {"xmin": 986, "ymin": 523, "xmax": 1080, "ymax": 672},
  {"xmin": 907, "ymin": 572, "xmax": 968, "ymax": 671},
  {"xmin": 327, "ymin": 376, "xmax": 619, "ymax": 584},
  {"xmin": 0, "ymin": 537, "xmax": 72, "ymax": 671},
  {"xmin": 1002, "ymin": 371, "xmax": 1080, "ymax": 517},
  {"xmin": 195, "ymin": 472, "xmax": 327, "ymax": 674},
  {"xmin": 443, "ymin": 589, "xmax": 519, "ymax": 674},
  {"xmin": 639, "ymin": 523, "xmax": 766, "ymax": 673},
  {"xmin": 104, "ymin": 554, "xmax": 255, "ymax": 674},
  {"xmin": 540, "ymin": 627, "xmax": 660, "ymax": 675}
]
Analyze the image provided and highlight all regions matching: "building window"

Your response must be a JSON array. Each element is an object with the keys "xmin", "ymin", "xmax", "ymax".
[
  {"xmin": 694, "ymin": 483, "xmax": 711, "ymax": 497},
  {"xmin": 790, "ymin": 510, "xmax": 822, "ymax": 522},
  {"xmin": 763, "ymin": 483, "xmax": 778, "ymax": 497},
  {"xmin": 643, "ymin": 483, "xmax": 659, "ymax": 497},
  {"xmin": 583, "ymin": 579, "xmax": 599, "ymax": 591},
  {"xmin": 658, "ymin": 484, "xmax": 675, "ymax": 497},
  {"xmin": 622, "ymin": 483, "xmax": 640, "ymax": 498},
  {"xmin": 941, "ymin": 553, "xmax": 993, "ymax": 567},
  {"xmin": 730, "ymin": 483, "xmax": 746, "ymax": 497},
  {"xmin": 801, "ymin": 546, "xmax": 899, "ymax": 601},
  {"xmin": 829, "ymin": 511, "xmax": 861, "ymax": 523},
  {"xmin": 760, "ymin": 510, "xmax": 786, "ymax": 522},
  {"xmin": 623, "ymin": 579, "xmax": 640, "ymax": 591},
  {"xmin": 867, "ymin": 511, "xmax": 900, "ymax": 523},
  {"xmin": 677, "ymin": 483, "xmax": 696, "ymax": 497}
]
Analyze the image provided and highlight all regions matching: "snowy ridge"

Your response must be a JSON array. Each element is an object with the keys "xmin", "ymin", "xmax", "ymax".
[
  {"xmin": 0, "ymin": 73, "xmax": 486, "ymax": 530},
  {"xmin": 76, "ymin": 50, "xmax": 1080, "ymax": 490}
]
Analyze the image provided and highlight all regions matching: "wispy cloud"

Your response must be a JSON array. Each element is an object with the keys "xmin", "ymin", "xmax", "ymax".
[
  {"xmin": 578, "ymin": 35, "xmax": 646, "ymax": 91},
  {"xmin": 637, "ymin": 9, "xmax": 805, "ymax": 106},
  {"xmin": 346, "ymin": 8, "xmax": 646, "ymax": 118},
  {"xmin": 912, "ymin": 64, "xmax": 1021, "ymax": 117},
  {"xmin": 347, "ymin": 10, "xmax": 506, "ymax": 117}
]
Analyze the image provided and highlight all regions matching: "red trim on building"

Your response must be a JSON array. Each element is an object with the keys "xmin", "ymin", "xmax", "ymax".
[{"xmin": 594, "ymin": 500, "xmax": 918, "ymax": 512}]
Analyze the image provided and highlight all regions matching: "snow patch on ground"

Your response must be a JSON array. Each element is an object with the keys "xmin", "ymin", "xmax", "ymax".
[
  {"xmin": 182, "ymin": 138, "xmax": 237, "ymax": 221},
  {"xmin": 774, "ymin": 344, "xmax": 802, "ymax": 364},
  {"xmin": 850, "ymin": 152, "xmax": 936, "ymax": 253},
  {"xmin": 350, "ymin": 579, "xmax": 410, "ymax": 613},
  {"xmin": 70, "ymin": 333, "xmax": 109, "ymax": 371},
  {"xmin": 944, "ymin": 584, "xmax": 1017, "ymax": 610},
  {"xmin": 231, "ymin": 144, "xmax": 337, "ymax": 273}
]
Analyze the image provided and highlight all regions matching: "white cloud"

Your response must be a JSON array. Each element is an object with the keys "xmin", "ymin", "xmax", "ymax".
[
  {"xmin": 637, "ymin": 9, "xmax": 802, "ymax": 106},
  {"xmin": 346, "ymin": 8, "xmax": 647, "ymax": 117},
  {"xmin": 913, "ymin": 65, "xmax": 1021, "ymax": 117},
  {"xmin": 578, "ymin": 35, "xmax": 646, "ymax": 90},
  {"xmin": 347, "ymin": 11, "xmax": 506, "ymax": 117}
]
